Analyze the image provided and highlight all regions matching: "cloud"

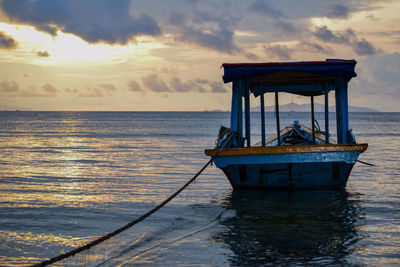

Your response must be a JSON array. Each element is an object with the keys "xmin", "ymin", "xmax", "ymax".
[
  {"xmin": 248, "ymin": 0, "xmax": 282, "ymax": 19},
  {"xmin": 15, "ymin": 85, "xmax": 57, "ymax": 98},
  {"xmin": 36, "ymin": 50, "xmax": 50, "ymax": 57},
  {"xmin": 0, "ymin": 79, "xmax": 19, "ymax": 92},
  {"xmin": 168, "ymin": 10, "xmax": 239, "ymax": 53},
  {"xmin": 174, "ymin": 78, "xmax": 226, "ymax": 93},
  {"xmin": 365, "ymin": 13, "xmax": 378, "ymax": 21},
  {"xmin": 78, "ymin": 87, "xmax": 103, "ymax": 97},
  {"xmin": 350, "ymin": 53, "xmax": 400, "ymax": 111},
  {"xmin": 143, "ymin": 74, "xmax": 171, "ymax": 92},
  {"xmin": 64, "ymin": 84, "xmax": 116, "ymax": 97},
  {"xmin": 325, "ymin": 4, "xmax": 350, "ymax": 19},
  {"xmin": 313, "ymin": 26, "xmax": 349, "ymax": 43},
  {"xmin": 196, "ymin": 79, "xmax": 209, "ymax": 84},
  {"xmin": 170, "ymin": 76, "xmax": 206, "ymax": 92},
  {"xmin": 64, "ymin": 87, "xmax": 78, "ymax": 93},
  {"xmin": 298, "ymin": 41, "xmax": 332, "ymax": 53},
  {"xmin": 170, "ymin": 76, "xmax": 194, "ymax": 92},
  {"xmin": 42, "ymin": 83, "xmax": 56, "ymax": 93},
  {"xmin": 209, "ymin": 81, "xmax": 227, "ymax": 93},
  {"xmin": 244, "ymin": 51, "xmax": 260, "ymax": 60},
  {"xmin": 0, "ymin": 0, "xmax": 161, "ymax": 45},
  {"xmin": 363, "ymin": 53, "xmax": 400, "ymax": 85},
  {"xmin": 248, "ymin": 0, "xmax": 296, "ymax": 34},
  {"xmin": 140, "ymin": 75, "xmax": 223, "ymax": 93},
  {"xmin": 313, "ymin": 26, "xmax": 377, "ymax": 56},
  {"xmin": 273, "ymin": 19, "xmax": 296, "ymax": 34},
  {"xmin": 263, "ymin": 44, "xmax": 292, "ymax": 60},
  {"xmin": 100, "ymin": 84, "xmax": 115, "ymax": 95},
  {"xmin": 353, "ymin": 38, "xmax": 376, "ymax": 56},
  {"xmin": 0, "ymin": 31, "xmax": 17, "ymax": 49},
  {"xmin": 127, "ymin": 80, "xmax": 142, "ymax": 92}
]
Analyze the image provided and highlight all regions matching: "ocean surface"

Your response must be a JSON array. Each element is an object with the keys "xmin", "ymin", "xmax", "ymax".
[{"xmin": 0, "ymin": 111, "xmax": 399, "ymax": 266}]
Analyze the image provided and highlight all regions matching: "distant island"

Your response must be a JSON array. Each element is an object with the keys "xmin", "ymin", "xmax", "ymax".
[
  {"xmin": 206, "ymin": 103, "xmax": 379, "ymax": 112},
  {"xmin": 251, "ymin": 103, "xmax": 379, "ymax": 112}
]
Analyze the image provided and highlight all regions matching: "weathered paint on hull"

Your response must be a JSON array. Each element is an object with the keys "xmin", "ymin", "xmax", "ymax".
[
  {"xmin": 208, "ymin": 147, "xmax": 366, "ymax": 190},
  {"xmin": 221, "ymin": 162, "xmax": 354, "ymax": 189}
]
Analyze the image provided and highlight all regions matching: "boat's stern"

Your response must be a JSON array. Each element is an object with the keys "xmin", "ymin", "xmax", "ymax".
[{"xmin": 205, "ymin": 143, "xmax": 368, "ymax": 189}]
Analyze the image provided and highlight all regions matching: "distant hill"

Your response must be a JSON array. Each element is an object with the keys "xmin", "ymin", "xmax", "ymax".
[
  {"xmin": 251, "ymin": 103, "xmax": 379, "ymax": 112},
  {"xmin": 0, "ymin": 104, "xmax": 28, "ymax": 111}
]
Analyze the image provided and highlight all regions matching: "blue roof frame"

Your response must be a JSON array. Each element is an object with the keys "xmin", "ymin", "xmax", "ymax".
[{"xmin": 222, "ymin": 59, "xmax": 357, "ymax": 86}]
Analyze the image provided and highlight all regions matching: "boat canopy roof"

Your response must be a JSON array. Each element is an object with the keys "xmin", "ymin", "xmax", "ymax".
[{"xmin": 222, "ymin": 59, "xmax": 357, "ymax": 96}]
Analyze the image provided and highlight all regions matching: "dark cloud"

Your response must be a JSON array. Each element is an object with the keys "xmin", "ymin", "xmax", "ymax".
[
  {"xmin": 168, "ymin": 10, "xmax": 239, "ymax": 53},
  {"xmin": 273, "ymin": 19, "xmax": 296, "ymax": 34},
  {"xmin": 140, "ymin": 75, "xmax": 222, "ymax": 93},
  {"xmin": 249, "ymin": 0, "xmax": 282, "ymax": 18},
  {"xmin": 368, "ymin": 53, "xmax": 400, "ymax": 85},
  {"xmin": 72, "ymin": 84, "xmax": 117, "ymax": 97},
  {"xmin": 0, "ymin": 31, "xmax": 17, "ymax": 49},
  {"xmin": 263, "ymin": 44, "xmax": 292, "ymax": 60},
  {"xmin": 326, "ymin": 4, "xmax": 350, "ymax": 19},
  {"xmin": 166, "ymin": 6, "xmax": 245, "ymax": 54},
  {"xmin": 170, "ymin": 76, "xmax": 193, "ymax": 92},
  {"xmin": 15, "ymin": 85, "xmax": 57, "ymax": 97},
  {"xmin": 349, "ymin": 53, "xmax": 400, "ymax": 111},
  {"xmin": 353, "ymin": 39, "xmax": 376, "ymax": 56},
  {"xmin": 298, "ymin": 41, "xmax": 332, "ymax": 53},
  {"xmin": 209, "ymin": 81, "xmax": 227, "ymax": 93},
  {"xmin": 244, "ymin": 51, "xmax": 260, "ymax": 60},
  {"xmin": 365, "ymin": 14, "xmax": 378, "ymax": 21},
  {"xmin": 143, "ymin": 74, "xmax": 171, "ymax": 92},
  {"xmin": 170, "ymin": 76, "xmax": 207, "ymax": 92},
  {"xmin": 78, "ymin": 87, "xmax": 103, "ymax": 97},
  {"xmin": 36, "ymin": 24, "xmax": 58, "ymax": 36},
  {"xmin": 0, "ymin": 0, "xmax": 161, "ymax": 45},
  {"xmin": 248, "ymin": 0, "xmax": 296, "ymax": 35},
  {"xmin": 64, "ymin": 87, "xmax": 78, "ymax": 93},
  {"xmin": 36, "ymin": 50, "xmax": 50, "ymax": 57},
  {"xmin": 313, "ymin": 26, "xmax": 349, "ymax": 43},
  {"xmin": 0, "ymin": 79, "xmax": 19, "ymax": 92},
  {"xmin": 179, "ymin": 25, "xmax": 237, "ymax": 52},
  {"xmin": 196, "ymin": 79, "xmax": 209, "ymax": 84},
  {"xmin": 42, "ymin": 83, "xmax": 56, "ymax": 93},
  {"xmin": 168, "ymin": 10, "xmax": 187, "ymax": 26},
  {"xmin": 127, "ymin": 80, "xmax": 142, "ymax": 92},
  {"xmin": 313, "ymin": 26, "xmax": 376, "ymax": 56},
  {"xmin": 100, "ymin": 84, "xmax": 115, "ymax": 94}
]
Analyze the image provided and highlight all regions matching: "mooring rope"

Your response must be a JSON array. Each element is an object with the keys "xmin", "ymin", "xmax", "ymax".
[
  {"xmin": 357, "ymin": 159, "xmax": 376, "ymax": 166},
  {"xmin": 31, "ymin": 132, "xmax": 235, "ymax": 267}
]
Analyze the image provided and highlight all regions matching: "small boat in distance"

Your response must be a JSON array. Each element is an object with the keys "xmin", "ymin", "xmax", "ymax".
[{"xmin": 205, "ymin": 59, "xmax": 368, "ymax": 189}]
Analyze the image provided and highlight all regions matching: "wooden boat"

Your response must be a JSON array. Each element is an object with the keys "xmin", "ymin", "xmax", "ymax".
[{"xmin": 205, "ymin": 59, "xmax": 367, "ymax": 189}]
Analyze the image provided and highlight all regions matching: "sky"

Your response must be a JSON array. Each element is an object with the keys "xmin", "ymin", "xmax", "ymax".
[{"xmin": 0, "ymin": 0, "xmax": 399, "ymax": 111}]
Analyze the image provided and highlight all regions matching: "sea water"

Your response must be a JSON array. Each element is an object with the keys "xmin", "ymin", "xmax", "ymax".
[{"xmin": 0, "ymin": 111, "xmax": 399, "ymax": 266}]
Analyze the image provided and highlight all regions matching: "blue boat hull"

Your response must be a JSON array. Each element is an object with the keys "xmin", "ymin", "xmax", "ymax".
[
  {"xmin": 207, "ymin": 144, "xmax": 367, "ymax": 190},
  {"xmin": 221, "ymin": 162, "xmax": 353, "ymax": 189}
]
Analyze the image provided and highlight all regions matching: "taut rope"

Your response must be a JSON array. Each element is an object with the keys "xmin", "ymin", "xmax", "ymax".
[{"xmin": 31, "ymin": 132, "xmax": 235, "ymax": 267}]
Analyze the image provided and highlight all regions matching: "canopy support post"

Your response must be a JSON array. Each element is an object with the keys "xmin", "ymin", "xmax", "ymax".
[
  {"xmin": 311, "ymin": 95, "xmax": 316, "ymax": 144},
  {"xmin": 238, "ymin": 81, "xmax": 243, "ymax": 147},
  {"xmin": 260, "ymin": 93, "xmax": 266, "ymax": 147},
  {"xmin": 244, "ymin": 81, "xmax": 251, "ymax": 147},
  {"xmin": 275, "ymin": 92, "xmax": 281, "ymax": 146},
  {"xmin": 324, "ymin": 84, "xmax": 329, "ymax": 144},
  {"xmin": 335, "ymin": 77, "xmax": 349, "ymax": 144},
  {"xmin": 230, "ymin": 80, "xmax": 243, "ymax": 147}
]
